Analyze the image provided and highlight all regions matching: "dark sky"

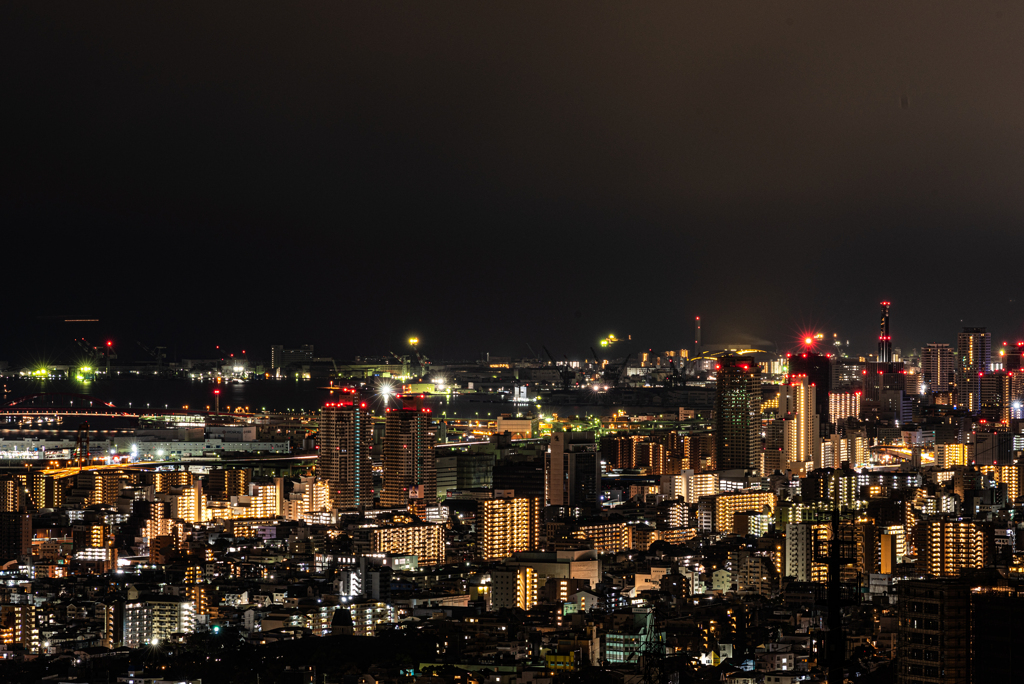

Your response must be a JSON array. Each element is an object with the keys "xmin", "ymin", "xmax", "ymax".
[{"xmin": 3, "ymin": 2, "xmax": 1023, "ymax": 366}]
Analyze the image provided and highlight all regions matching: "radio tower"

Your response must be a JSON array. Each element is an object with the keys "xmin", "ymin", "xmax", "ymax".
[
  {"xmin": 694, "ymin": 316, "xmax": 702, "ymax": 356},
  {"xmin": 877, "ymin": 301, "xmax": 892, "ymax": 363}
]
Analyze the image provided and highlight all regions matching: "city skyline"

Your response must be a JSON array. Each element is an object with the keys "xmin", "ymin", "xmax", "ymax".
[
  {"xmin": 3, "ymin": 3, "xmax": 1024, "ymax": 682},
  {"xmin": 4, "ymin": 302, "xmax": 1024, "ymax": 370}
]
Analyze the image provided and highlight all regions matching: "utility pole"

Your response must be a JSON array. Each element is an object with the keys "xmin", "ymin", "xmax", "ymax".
[
  {"xmin": 826, "ymin": 505, "xmax": 844, "ymax": 684},
  {"xmin": 76, "ymin": 422, "xmax": 90, "ymax": 472}
]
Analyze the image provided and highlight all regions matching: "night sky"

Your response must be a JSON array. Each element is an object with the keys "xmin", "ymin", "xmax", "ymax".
[{"xmin": 3, "ymin": 3, "xmax": 1023, "ymax": 367}]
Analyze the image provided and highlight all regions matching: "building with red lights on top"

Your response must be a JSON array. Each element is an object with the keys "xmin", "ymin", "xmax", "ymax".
[
  {"xmin": 381, "ymin": 395, "xmax": 437, "ymax": 508},
  {"xmin": 714, "ymin": 355, "xmax": 762, "ymax": 474},
  {"xmin": 319, "ymin": 392, "xmax": 374, "ymax": 510},
  {"xmin": 778, "ymin": 374, "xmax": 820, "ymax": 475},
  {"xmin": 878, "ymin": 301, "xmax": 892, "ymax": 363},
  {"xmin": 789, "ymin": 351, "xmax": 832, "ymax": 436},
  {"xmin": 956, "ymin": 327, "xmax": 991, "ymax": 414}
]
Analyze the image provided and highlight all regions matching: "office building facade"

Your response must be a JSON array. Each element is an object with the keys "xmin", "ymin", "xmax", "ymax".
[
  {"xmin": 779, "ymin": 374, "xmax": 820, "ymax": 474},
  {"xmin": 921, "ymin": 343, "xmax": 955, "ymax": 393},
  {"xmin": 319, "ymin": 399, "xmax": 373, "ymax": 509},
  {"xmin": 956, "ymin": 327, "xmax": 991, "ymax": 414},
  {"xmin": 546, "ymin": 430, "xmax": 602, "ymax": 511},
  {"xmin": 381, "ymin": 397, "xmax": 436, "ymax": 508},
  {"xmin": 714, "ymin": 356, "xmax": 762, "ymax": 473}
]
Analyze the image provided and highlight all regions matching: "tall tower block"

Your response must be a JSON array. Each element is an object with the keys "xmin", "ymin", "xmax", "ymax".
[{"xmin": 878, "ymin": 302, "xmax": 892, "ymax": 363}]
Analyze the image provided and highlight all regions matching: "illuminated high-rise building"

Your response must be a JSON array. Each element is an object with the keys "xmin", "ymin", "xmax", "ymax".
[
  {"xmin": 601, "ymin": 434, "xmax": 643, "ymax": 470},
  {"xmin": 382, "ymin": 396, "xmax": 436, "ymax": 508},
  {"xmin": 1009, "ymin": 369, "xmax": 1024, "ymax": 421},
  {"xmin": 0, "ymin": 604, "xmax": 39, "ymax": 653},
  {"xmin": 281, "ymin": 476, "xmax": 330, "ymax": 520},
  {"xmin": 249, "ymin": 479, "xmax": 281, "ymax": 518},
  {"xmin": 572, "ymin": 521, "xmax": 631, "ymax": 553},
  {"xmin": 632, "ymin": 441, "xmax": 667, "ymax": 474},
  {"xmin": 546, "ymin": 430, "xmax": 601, "ymax": 511},
  {"xmin": 824, "ymin": 434, "xmax": 869, "ymax": 468},
  {"xmin": 681, "ymin": 433, "xmax": 716, "ymax": 472},
  {"xmin": 878, "ymin": 301, "xmax": 892, "ymax": 363},
  {"xmin": 491, "ymin": 566, "xmax": 538, "ymax": 611},
  {"xmin": 779, "ymin": 374, "xmax": 820, "ymax": 474},
  {"xmin": 979, "ymin": 371, "xmax": 1009, "ymax": 422},
  {"xmin": 167, "ymin": 480, "xmax": 204, "ymax": 523},
  {"xmin": 785, "ymin": 522, "xmax": 830, "ymax": 583},
  {"xmin": 935, "ymin": 443, "xmax": 968, "ymax": 469},
  {"xmin": 690, "ymin": 472, "xmax": 720, "ymax": 500},
  {"xmin": 714, "ymin": 356, "xmax": 762, "ymax": 473},
  {"xmin": 72, "ymin": 520, "xmax": 115, "ymax": 571},
  {"xmin": 714, "ymin": 490, "xmax": 776, "ymax": 535},
  {"xmin": 921, "ymin": 343, "xmax": 955, "ymax": 393},
  {"xmin": 370, "ymin": 519, "xmax": 444, "ymax": 565},
  {"xmin": 477, "ymin": 496, "xmax": 542, "ymax": 561},
  {"xmin": 915, "ymin": 519, "xmax": 990, "ymax": 577},
  {"xmin": 73, "ymin": 470, "xmax": 125, "ymax": 506},
  {"xmin": 13, "ymin": 471, "xmax": 62, "ymax": 510},
  {"xmin": 829, "ymin": 391, "xmax": 861, "ymax": 424},
  {"xmin": 956, "ymin": 327, "xmax": 991, "ymax": 414},
  {"xmin": 208, "ymin": 468, "xmax": 250, "ymax": 502},
  {"xmin": 789, "ymin": 352, "xmax": 831, "ymax": 435},
  {"xmin": 144, "ymin": 470, "xmax": 192, "ymax": 494},
  {"xmin": 0, "ymin": 477, "xmax": 18, "ymax": 513},
  {"xmin": 319, "ymin": 398, "xmax": 373, "ymax": 509},
  {"xmin": 801, "ymin": 466, "xmax": 858, "ymax": 508}
]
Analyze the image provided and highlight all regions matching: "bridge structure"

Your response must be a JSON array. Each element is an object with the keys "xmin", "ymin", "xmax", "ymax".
[{"xmin": 0, "ymin": 392, "xmax": 252, "ymax": 420}]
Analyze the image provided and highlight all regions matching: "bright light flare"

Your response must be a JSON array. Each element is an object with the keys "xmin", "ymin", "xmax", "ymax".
[{"xmin": 374, "ymin": 379, "xmax": 399, "ymax": 409}]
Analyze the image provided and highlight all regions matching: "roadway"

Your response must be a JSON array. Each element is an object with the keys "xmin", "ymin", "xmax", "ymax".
[{"xmin": 2, "ymin": 454, "xmax": 318, "ymax": 478}]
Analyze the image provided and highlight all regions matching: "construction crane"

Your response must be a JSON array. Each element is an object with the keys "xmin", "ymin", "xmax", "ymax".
[
  {"xmin": 388, "ymin": 351, "xmax": 411, "ymax": 378},
  {"xmin": 542, "ymin": 346, "xmax": 572, "ymax": 390},
  {"xmin": 75, "ymin": 338, "xmax": 116, "ymax": 374},
  {"xmin": 613, "ymin": 353, "xmax": 633, "ymax": 387},
  {"xmin": 74, "ymin": 338, "xmax": 102, "ymax": 365},
  {"xmin": 412, "ymin": 349, "xmax": 430, "ymax": 377},
  {"xmin": 137, "ymin": 341, "xmax": 167, "ymax": 367}
]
